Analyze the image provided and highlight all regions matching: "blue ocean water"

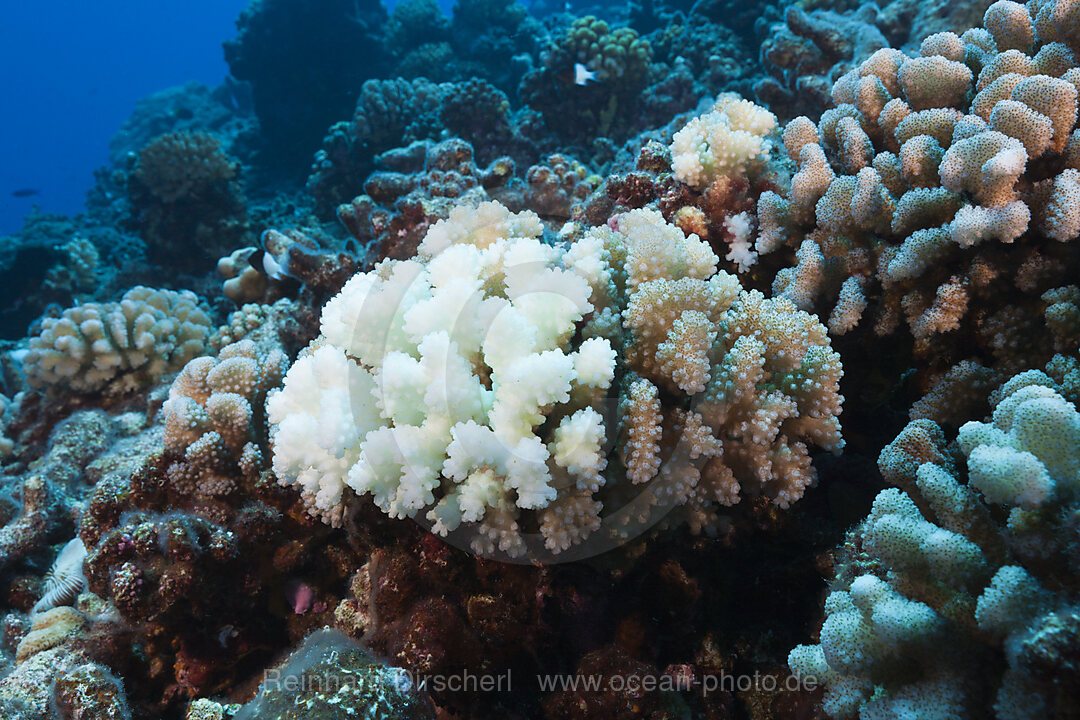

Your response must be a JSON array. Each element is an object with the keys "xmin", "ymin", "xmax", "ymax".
[
  {"xmin": 0, "ymin": 0, "xmax": 504, "ymax": 237},
  {"xmin": 0, "ymin": 0, "xmax": 250, "ymax": 236}
]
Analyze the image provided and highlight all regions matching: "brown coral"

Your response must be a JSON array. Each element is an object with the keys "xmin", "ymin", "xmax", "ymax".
[{"xmin": 128, "ymin": 131, "xmax": 249, "ymax": 270}]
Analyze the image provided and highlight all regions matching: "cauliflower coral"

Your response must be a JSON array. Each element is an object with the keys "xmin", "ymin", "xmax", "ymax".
[
  {"xmin": 163, "ymin": 339, "xmax": 288, "ymax": 497},
  {"xmin": 24, "ymin": 286, "xmax": 213, "ymax": 395},
  {"xmin": 670, "ymin": 94, "xmax": 778, "ymax": 191},
  {"xmin": 268, "ymin": 201, "xmax": 843, "ymax": 558},
  {"xmin": 757, "ymin": 0, "xmax": 1080, "ymax": 370},
  {"xmin": 791, "ymin": 362, "xmax": 1080, "ymax": 720}
]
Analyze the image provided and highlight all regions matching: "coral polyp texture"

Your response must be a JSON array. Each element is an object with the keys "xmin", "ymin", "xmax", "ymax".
[
  {"xmin": 234, "ymin": 628, "xmax": 433, "ymax": 720},
  {"xmin": 127, "ymin": 130, "xmax": 249, "ymax": 270},
  {"xmin": 130, "ymin": 131, "xmax": 238, "ymax": 206},
  {"xmin": 524, "ymin": 153, "xmax": 599, "ymax": 219},
  {"xmin": 670, "ymin": 94, "xmax": 778, "ymax": 191},
  {"xmin": 23, "ymin": 286, "xmax": 213, "ymax": 395},
  {"xmin": 336, "ymin": 138, "xmax": 523, "ymax": 264},
  {"xmin": 162, "ymin": 339, "xmax": 287, "ymax": 496},
  {"xmin": 757, "ymin": 0, "xmax": 1080, "ymax": 375},
  {"xmin": 790, "ymin": 362, "xmax": 1080, "ymax": 720},
  {"xmin": 267, "ymin": 200, "xmax": 843, "ymax": 557}
]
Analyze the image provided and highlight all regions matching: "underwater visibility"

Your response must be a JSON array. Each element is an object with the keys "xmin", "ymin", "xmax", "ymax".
[{"xmin": 2, "ymin": 0, "xmax": 1080, "ymax": 718}]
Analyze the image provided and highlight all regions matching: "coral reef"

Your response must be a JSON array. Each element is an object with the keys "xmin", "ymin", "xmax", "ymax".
[
  {"xmin": 439, "ymin": 78, "xmax": 522, "ymax": 163},
  {"xmin": 307, "ymin": 78, "xmax": 455, "ymax": 212},
  {"xmin": 0, "ymin": 218, "xmax": 108, "ymax": 340},
  {"xmin": 209, "ymin": 298, "xmax": 308, "ymax": 353},
  {"xmin": 268, "ymin": 201, "xmax": 843, "ymax": 556},
  {"xmin": 524, "ymin": 152, "xmax": 600, "ymax": 219},
  {"xmin": 647, "ymin": 15, "xmax": 754, "ymax": 103},
  {"xmin": 791, "ymin": 361, "xmax": 1080, "ymax": 719},
  {"xmin": 127, "ymin": 131, "xmax": 250, "ymax": 272},
  {"xmin": 0, "ymin": 475, "xmax": 64, "ymax": 575},
  {"xmin": 307, "ymin": 78, "xmax": 532, "ymax": 214},
  {"xmin": 216, "ymin": 248, "xmax": 267, "ymax": 305},
  {"xmin": 222, "ymin": 0, "xmax": 390, "ymax": 172},
  {"xmin": 16, "ymin": 606, "xmax": 84, "ymax": 663},
  {"xmin": 384, "ymin": 0, "xmax": 449, "ymax": 60},
  {"xmin": 337, "ymin": 138, "xmax": 522, "ymax": 262},
  {"xmin": 23, "ymin": 287, "xmax": 213, "ymax": 395},
  {"xmin": 0, "ymin": 408, "xmax": 152, "ymax": 578},
  {"xmin": 756, "ymin": 4, "xmax": 889, "ymax": 121},
  {"xmin": 0, "ymin": 393, "xmax": 15, "ymax": 459},
  {"xmin": 162, "ymin": 339, "xmax": 287, "ymax": 497},
  {"xmin": 575, "ymin": 113, "xmax": 783, "ymax": 282},
  {"xmin": 519, "ymin": 16, "xmax": 654, "ymax": 143},
  {"xmin": 755, "ymin": 0, "xmax": 1030, "ymax": 123},
  {"xmin": 670, "ymin": 93, "xmax": 778, "ymax": 191},
  {"xmin": 233, "ymin": 628, "xmax": 434, "ymax": 719},
  {"xmin": 8, "ymin": 0, "xmax": 1080, "ymax": 718},
  {"xmin": 80, "ymin": 464, "xmax": 303, "ymax": 703},
  {"xmin": 0, "ymin": 647, "xmax": 130, "ymax": 720},
  {"xmin": 449, "ymin": 0, "xmax": 542, "ymax": 94},
  {"xmin": 757, "ymin": 2, "xmax": 1080, "ymax": 381},
  {"xmin": 108, "ymin": 82, "xmax": 256, "ymax": 167}
]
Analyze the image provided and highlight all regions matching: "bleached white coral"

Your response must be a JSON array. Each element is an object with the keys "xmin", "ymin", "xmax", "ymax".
[
  {"xmin": 269, "ymin": 201, "xmax": 845, "ymax": 556},
  {"xmin": 722, "ymin": 211, "xmax": 758, "ymax": 272},
  {"xmin": 670, "ymin": 94, "xmax": 777, "ymax": 190},
  {"xmin": 270, "ymin": 202, "xmax": 614, "ymax": 553}
]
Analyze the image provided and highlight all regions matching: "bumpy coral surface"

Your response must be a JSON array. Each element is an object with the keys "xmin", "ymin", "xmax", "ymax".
[
  {"xmin": 15, "ymin": 606, "xmax": 84, "ymax": 663},
  {"xmin": 130, "ymin": 132, "xmax": 238, "ymax": 206},
  {"xmin": 127, "ymin": 131, "xmax": 249, "ymax": 270},
  {"xmin": 0, "ymin": 647, "xmax": 130, "ymax": 720},
  {"xmin": 308, "ymin": 78, "xmax": 523, "ymax": 212},
  {"xmin": 758, "ymin": 0, "xmax": 1080, "ymax": 374},
  {"xmin": 268, "ymin": 201, "xmax": 843, "ymax": 557},
  {"xmin": 670, "ymin": 94, "xmax": 778, "ymax": 191},
  {"xmin": 16, "ymin": 1, "xmax": 1080, "ymax": 718},
  {"xmin": 234, "ymin": 628, "xmax": 433, "ymax": 719},
  {"xmin": 791, "ymin": 361, "xmax": 1080, "ymax": 719},
  {"xmin": 163, "ymin": 339, "xmax": 287, "ymax": 497},
  {"xmin": 524, "ymin": 153, "xmax": 599, "ymax": 219},
  {"xmin": 757, "ymin": 5, "xmax": 889, "ymax": 121},
  {"xmin": 24, "ymin": 286, "xmax": 213, "ymax": 395},
  {"xmin": 337, "ymin": 138, "xmax": 522, "ymax": 263},
  {"xmin": 574, "ymin": 133, "xmax": 781, "ymax": 280}
]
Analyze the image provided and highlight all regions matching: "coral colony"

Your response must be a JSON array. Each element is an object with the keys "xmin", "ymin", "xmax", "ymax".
[{"xmin": 2, "ymin": 0, "xmax": 1080, "ymax": 718}]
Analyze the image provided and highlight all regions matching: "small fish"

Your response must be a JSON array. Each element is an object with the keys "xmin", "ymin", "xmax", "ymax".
[
  {"xmin": 574, "ymin": 62, "xmax": 597, "ymax": 86},
  {"xmin": 247, "ymin": 248, "xmax": 288, "ymax": 281},
  {"xmin": 248, "ymin": 248, "xmax": 302, "ymax": 294},
  {"xmin": 11, "ymin": 188, "xmax": 39, "ymax": 198}
]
